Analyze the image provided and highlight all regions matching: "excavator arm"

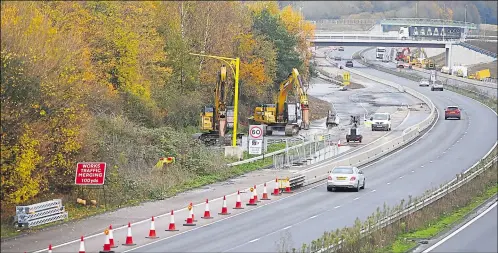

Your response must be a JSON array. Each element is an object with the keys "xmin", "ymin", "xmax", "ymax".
[{"xmin": 275, "ymin": 68, "xmax": 310, "ymax": 129}]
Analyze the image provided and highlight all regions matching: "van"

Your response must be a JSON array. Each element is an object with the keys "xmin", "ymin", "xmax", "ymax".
[
  {"xmin": 431, "ymin": 80, "xmax": 444, "ymax": 91},
  {"xmin": 370, "ymin": 113, "xmax": 391, "ymax": 131}
]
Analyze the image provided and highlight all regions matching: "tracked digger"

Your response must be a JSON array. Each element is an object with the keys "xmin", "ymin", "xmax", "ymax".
[
  {"xmin": 250, "ymin": 68, "xmax": 310, "ymax": 136},
  {"xmin": 198, "ymin": 65, "xmax": 236, "ymax": 145}
]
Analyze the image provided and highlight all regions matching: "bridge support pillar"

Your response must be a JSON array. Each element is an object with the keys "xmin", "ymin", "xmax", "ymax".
[{"xmin": 445, "ymin": 44, "xmax": 453, "ymax": 69}]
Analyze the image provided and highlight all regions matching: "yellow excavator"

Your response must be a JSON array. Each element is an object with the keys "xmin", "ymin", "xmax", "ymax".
[
  {"xmin": 250, "ymin": 68, "xmax": 310, "ymax": 136},
  {"xmin": 198, "ymin": 65, "xmax": 235, "ymax": 145}
]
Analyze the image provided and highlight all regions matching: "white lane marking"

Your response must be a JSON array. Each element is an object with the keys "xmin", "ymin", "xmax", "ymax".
[
  {"xmin": 399, "ymin": 176, "xmax": 404, "ymax": 179},
  {"xmin": 422, "ymin": 202, "xmax": 497, "ymax": 253},
  {"xmin": 443, "ymin": 151, "xmax": 446, "ymax": 154},
  {"xmin": 283, "ymin": 225, "xmax": 292, "ymax": 230},
  {"xmin": 430, "ymin": 161, "xmax": 433, "ymax": 163},
  {"xmin": 421, "ymin": 165, "xmax": 424, "ymax": 168},
  {"xmin": 249, "ymin": 238, "xmax": 260, "ymax": 243},
  {"xmin": 122, "ymin": 180, "xmax": 328, "ymax": 253},
  {"xmin": 353, "ymin": 197, "xmax": 360, "ymax": 200},
  {"xmin": 371, "ymin": 190, "xmax": 376, "ymax": 193},
  {"xmin": 412, "ymin": 170, "xmax": 415, "ymax": 173},
  {"xmin": 387, "ymin": 182, "xmax": 391, "ymax": 185},
  {"xmin": 334, "ymin": 205, "xmax": 341, "ymax": 209},
  {"xmin": 309, "ymin": 215, "xmax": 318, "ymax": 219}
]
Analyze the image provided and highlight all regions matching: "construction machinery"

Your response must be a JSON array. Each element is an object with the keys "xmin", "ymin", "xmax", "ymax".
[
  {"xmin": 395, "ymin": 48, "xmax": 410, "ymax": 62},
  {"xmin": 198, "ymin": 65, "xmax": 235, "ymax": 145},
  {"xmin": 326, "ymin": 110, "xmax": 340, "ymax": 129},
  {"xmin": 469, "ymin": 69, "xmax": 491, "ymax": 81},
  {"xmin": 346, "ymin": 115, "xmax": 362, "ymax": 143},
  {"xmin": 251, "ymin": 68, "xmax": 310, "ymax": 136}
]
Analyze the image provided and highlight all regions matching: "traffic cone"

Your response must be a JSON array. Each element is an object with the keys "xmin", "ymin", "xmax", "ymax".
[
  {"xmin": 234, "ymin": 190, "xmax": 244, "ymax": 209},
  {"xmin": 146, "ymin": 216, "xmax": 159, "ymax": 239},
  {"xmin": 253, "ymin": 185, "xmax": 260, "ymax": 202},
  {"xmin": 283, "ymin": 179, "xmax": 293, "ymax": 194},
  {"xmin": 100, "ymin": 230, "xmax": 114, "ymax": 253},
  {"xmin": 338, "ymin": 140, "xmax": 341, "ymax": 147},
  {"xmin": 183, "ymin": 205, "xmax": 196, "ymax": 226},
  {"xmin": 247, "ymin": 188, "xmax": 257, "ymax": 206},
  {"xmin": 272, "ymin": 178, "xmax": 281, "ymax": 196},
  {"xmin": 202, "ymin": 199, "xmax": 213, "ymax": 219},
  {"xmin": 108, "ymin": 225, "xmax": 116, "ymax": 248},
  {"xmin": 48, "ymin": 244, "xmax": 52, "ymax": 253},
  {"xmin": 122, "ymin": 222, "xmax": 136, "ymax": 246},
  {"xmin": 185, "ymin": 202, "xmax": 197, "ymax": 222},
  {"xmin": 261, "ymin": 183, "xmax": 271, "ymax": 200},
  {"xmin": 166, "ymin": 210, "xmax": 179, "ymax": 231},
  {"xmin": 79, "ymin": 236, "xmax": 85, "ymax": 253},
  {"xmin": 218, "ymin": 195, "xmax": 231, "ymax": 215}
]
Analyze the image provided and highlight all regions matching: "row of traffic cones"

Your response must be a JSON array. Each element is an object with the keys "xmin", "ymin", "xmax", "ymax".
[{"xmin": 42, "ymin": 179, "xmax": 294, "ymax": 252}]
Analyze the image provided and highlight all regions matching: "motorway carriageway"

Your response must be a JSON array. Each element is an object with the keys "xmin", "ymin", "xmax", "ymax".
[{"xmin": 119, "ymin": 48, "xmax": 496, "ymax": 252}]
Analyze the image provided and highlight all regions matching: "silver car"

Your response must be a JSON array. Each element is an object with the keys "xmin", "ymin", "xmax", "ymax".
[
  {"xmin": 327, "ymin": 166, "xmax": 366, "ymax": 192},
  {"xmin": 419, "ymin": 79, "xmax": 430, "ymax": 86}
]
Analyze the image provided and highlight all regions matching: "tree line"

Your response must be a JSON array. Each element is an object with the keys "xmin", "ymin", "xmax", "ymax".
[{"xmin": 0, "ymin": 1, "xmax": 315, "ymax": 215}]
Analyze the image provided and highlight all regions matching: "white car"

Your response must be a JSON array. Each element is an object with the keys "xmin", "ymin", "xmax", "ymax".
[
  {"xmin": 327, "ymin": 166, "xmax": 365, "ymax": 192},
  {"xmin": 431, "ymin": 80, "xmax": 444, "ymax": 91},
  {"xmin": 370, "ymin": 112, "xmax": 392, "ymax": 131},
  {"xmin": 419, "ymin": 79, "xmax": 430, "ymax": 87}
]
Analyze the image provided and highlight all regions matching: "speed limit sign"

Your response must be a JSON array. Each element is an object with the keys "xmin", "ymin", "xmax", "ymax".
[{"xmin": 249, "ymin": 125, "xmax": 263, "ymax": 140}]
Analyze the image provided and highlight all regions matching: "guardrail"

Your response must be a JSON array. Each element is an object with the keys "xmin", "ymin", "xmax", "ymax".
[{"xmin": 15, "ymin": 199, "xmax": 68, "ymax": 228}]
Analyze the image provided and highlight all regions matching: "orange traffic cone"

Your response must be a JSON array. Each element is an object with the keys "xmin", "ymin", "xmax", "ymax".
[
  {"xmin": 202, "ymin": 199, "xmax": 213, "ymax": 219},
  {"xmin": 122, "ymin": 222, "xmax": 136, "ymax": 246},
  {"xmin": 246, "ymin": 188, "xmax": 257, "ymax": 206},
  {"xmin": 108, "ymin": 225, "xmax": 117, "ymax": 248},
  {"xmin": 100, "ymin": 229, "xmax": 115, "ymax": 253},
  {"xmin": 253, "ymin": 185, "xmax": 260, "ymax": 202},
  {"xmin": 283, "ymin": 179, "xmax": 293, "ymax": 194},
  {"xmin": 79, "ymin": 236, "xmax": 85, "ymax": 253},
  {"xmin": 48, "ymin": 244, "xmax": 52, "ymax": 253},
  {"xmin": 183, "ymin": 204, "xmax": 196, "ymax": 226},
  {"xmin": 261, "ymin": 183, "xmax": 271, "ymax": 200},
  {"xmin": 166, "ymin": 210, "xmax": 179, "ymax": 231},
  {"xmin": 218, "ymin": 195, "xmax": 231, "ymax": 215},
  {"xmin": 234, "ymin": 190, "xmax": 244, "ymax": 209},
  {"xmin": 338, "ymin": 140, "xmax": 341, "ymax": 147},
  {"xmin": 272, "ymin": 178, "xmax": 281, "ymax": 196},
  {"xmin": 146, "ymin": 216, "xmax": 159, "ymax": 239}
]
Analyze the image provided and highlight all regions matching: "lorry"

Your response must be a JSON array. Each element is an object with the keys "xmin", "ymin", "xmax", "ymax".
[
  {"xmin": 250, "ymin": 68, "xmax": 310, "ymax": 136},
  {"xmin": 451, "ymin": 66, "xmax": 468, "ymax": 78},
  {"xmin": 346, "ymin": 115, "xmax": 362, "ymax": 143},
  {"xmin": 469, "ymin": 69, "xmax": 491, "ymax": 81},
  {"xmin": 326, "ymin": 110, "xmax": 340, "ymax": 128}
]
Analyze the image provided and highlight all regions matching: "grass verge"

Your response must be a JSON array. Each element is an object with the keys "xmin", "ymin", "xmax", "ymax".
[{"xmin": 384, "ymin": 184, "xmax": 498, "ymax": 253}]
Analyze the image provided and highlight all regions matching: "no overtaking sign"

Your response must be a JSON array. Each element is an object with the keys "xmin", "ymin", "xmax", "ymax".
[{"xmin": 249, "ymin": 125, "xmax": 263, "ymax": 140}]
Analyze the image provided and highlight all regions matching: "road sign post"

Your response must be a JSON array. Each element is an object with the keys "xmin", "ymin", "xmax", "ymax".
[
  {"xmin": 248, "ymin": 125, "xmax": 264, "ymax": 155},
  {"xmin": 75, "ymin": 162, "xmax": 107, "ymax": 210},
  {"xmin": 343, "ymin": 72, "xmax": 350, "ymax": 86}
]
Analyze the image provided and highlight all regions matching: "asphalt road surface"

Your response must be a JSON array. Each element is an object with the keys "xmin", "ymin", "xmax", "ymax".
[
  {"xmin": 124, "ymin": 48, "xmax": 497, "ymax": 252},
  {"xmin": 426, "ymin": 202, "xmax": 497, "ymax": 253}
]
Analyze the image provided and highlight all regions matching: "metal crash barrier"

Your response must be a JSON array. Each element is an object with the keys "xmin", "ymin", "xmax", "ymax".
[{"xmin": 15, "ymin": 199, "xmax": 68, "ymax": 228}]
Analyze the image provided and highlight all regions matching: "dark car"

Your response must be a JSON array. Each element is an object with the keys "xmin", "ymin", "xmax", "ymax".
[
  {"xmin": 338, "ymin": 47, "xmax": 344, "ymax": 51},
  {"xmin": 345, "ymin": 60, "xmax": 353, "ymax": 67},
  {"xmin": 334, "ymin": 56, "xmax": 341, "ymax": 61},
  {"xmin": 445, "ymin": 106, "xmax": 461, "ymax": 120}
]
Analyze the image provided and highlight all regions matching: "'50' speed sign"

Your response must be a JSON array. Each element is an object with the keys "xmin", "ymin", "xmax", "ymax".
[{"xmin": 249, "ymin": 125, "xmax": 263, "ymax": 139}]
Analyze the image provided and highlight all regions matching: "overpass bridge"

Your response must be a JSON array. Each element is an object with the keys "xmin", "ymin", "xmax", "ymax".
[{"xmin": 309, "ymin": 36, "xmax": 457, "ymax": 68}]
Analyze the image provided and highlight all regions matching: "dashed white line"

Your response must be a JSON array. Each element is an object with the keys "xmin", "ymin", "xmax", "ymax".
[
  {"xmin": 399, "ymin": 176, "xmax": 404, "ymax": 179},
  {"xmin": 249, "ymin": 238, "xmax": 260, "ymax": 243},
  {"xmin": 353, "ymin": 197, "xmax": 360, "ymax": 200},
  {"xmin": 283, "ymin": 225, "xmax": 292, "ymax": 230},
  {"xmin": 387, "ymin": 182, "xmax": 391, "ymax": 185},
  {"xmin": 421, "ymin": 165, "xmax": 424, "ymax": 168},
  {"xmin": 412, "ymin": 170, "xmax": 415, "ymax": 173},
  {"xmin": 309, "ymin": 215, "xmax": 318, "ymax": 219},
  {"xmin": 430, "ymin": 161, "xmax": 433, "ymax": 163},
  {"xmin": 371, "ymin": 189, "xmax": 376, "ymax": 193},
  {"xmin": 334, "ymin": 205, "xmax": 341, "ymax": 209}
]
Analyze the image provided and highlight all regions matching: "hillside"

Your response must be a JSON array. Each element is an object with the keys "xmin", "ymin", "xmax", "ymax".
[
  {"xmin": 0, "ymin": 1, "xmax": 316, "ymax": 224},
  {"xmin": 280, "ymin": 1, "xmax": 497, "ymax": 25}
]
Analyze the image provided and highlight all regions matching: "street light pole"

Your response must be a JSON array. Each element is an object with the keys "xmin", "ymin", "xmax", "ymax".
[{"xmin": 189, "ymin": 52, "xmax": 241, "ymax": 147}]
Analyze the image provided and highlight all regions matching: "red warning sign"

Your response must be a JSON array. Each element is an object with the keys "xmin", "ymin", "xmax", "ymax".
[{"xmin": 75, "ymin": 162, "xmax": 107, "ymax": 185}]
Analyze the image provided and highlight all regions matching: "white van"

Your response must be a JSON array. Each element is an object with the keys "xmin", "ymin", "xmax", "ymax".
[{"xmin": 370, "ymin": 113, "xmax": 391, "ymax": 131}]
